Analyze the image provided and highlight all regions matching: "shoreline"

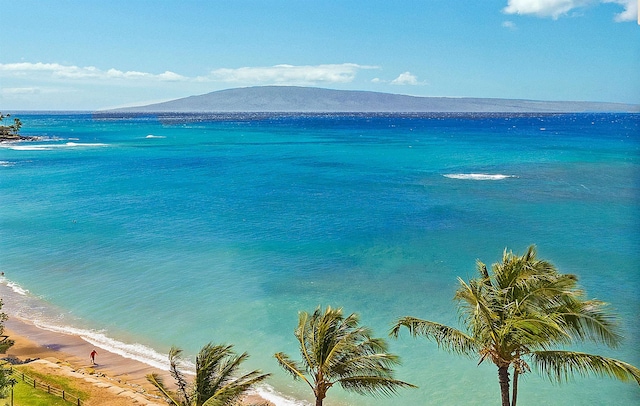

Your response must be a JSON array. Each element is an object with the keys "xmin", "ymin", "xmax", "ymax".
[
  {"xmin": 4, "ymin": 316, "xmax": 170, "ymax": 405},
  {"xmin": 3, "ymin": 316, "xmax": 274, "ymax": 405}
]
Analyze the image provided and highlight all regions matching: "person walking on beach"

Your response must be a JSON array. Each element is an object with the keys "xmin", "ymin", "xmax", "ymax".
[{"xmin": 90, "ymin": 349, "xmax": 97, "ymax": 365}]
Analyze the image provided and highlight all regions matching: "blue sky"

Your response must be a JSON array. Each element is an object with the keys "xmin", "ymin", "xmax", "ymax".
[{"xmin": 1, "ymin": 0, "xmax": 638, "ymax": 110}]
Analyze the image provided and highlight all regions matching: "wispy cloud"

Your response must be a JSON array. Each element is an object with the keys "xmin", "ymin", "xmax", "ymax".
[
  {"xmin": 0, "ymin": 62, "xmax": 381, "ymax": 87},
  {"xmin": 503, "ymin": 0, "xmax": 637, "ymax": 21},
  {"xmin": 503, "ymin": 0, "xmax": 591, "ymax": 19},
  {"xmin": 602, "ymin": 0, "xmax": 637, "ymax": 21},
  {"xmin": 0, "ymin": 62, "xmax": 187, "ymax": 81},
  {"xmin": 390, "ymin": 72, "xmax": 424, "ymax": 86},
  {"xmin": 205, "ymin": 64, "xmax": 378, "ymax": 85},
  {"xmin": 502, "ymin": 20, "xmax": 517, "ymax": 29},
  {"xmin": 1, "ymin": 87, "xmax": 41, "ymax": 95},
  {"xmin": 0, "ymin": 86, "xmax": 76, "ymax": 96}
]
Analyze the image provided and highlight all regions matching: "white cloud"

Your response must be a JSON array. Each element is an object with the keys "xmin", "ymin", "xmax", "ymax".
[
  {"xmin": 0, "ymin": 62, "xmax": 187, "ymax": 81},
  {"xmin": 207, "ymin": 63, "xmax": 377, "ymax": 85},
  {"xmin": 0, "ymin": 62, "xmax": 379, "ymax": 87},
  {"xmin": 503, "ymin": 0, "xmax": 637, "ymax": 21},
  {"xmin": 157, "ymin": 71, "xmax": 187, "ymax": 81},
  {"xmin": 0, "ymin": 62, "xmax": 382, "ymax": 109},
  {"xmin": 602, "ymin": 0, "xmax": 638, "ymax": 21},
  {"xmin": 502, "ymin": 20, "xmax": 518, "ymax": 29},
  {"xmin": 503, "ymin": 0, "xmax": 592, "ymax": 19},
  {"xmin": 390, "ymin": 72, "xmax": 422, "ymax": 86}
]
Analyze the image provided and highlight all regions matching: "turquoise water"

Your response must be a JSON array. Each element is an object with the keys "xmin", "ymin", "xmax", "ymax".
[{"xmin": 0, "ymin": 113, "xmax": 638, "ymax": 405}]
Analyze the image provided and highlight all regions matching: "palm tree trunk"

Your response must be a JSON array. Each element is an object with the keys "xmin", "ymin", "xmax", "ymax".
[
  {"xmin": 512, "ymin": 369, "xmax": 519, "ymax": 406},
  {"xmin": 498, "ymin": 366, "xmax": 511, "ymax": 406},
  {"xmin": 315, "ymin": 387, "xmax": 325, "ymax": 406}
]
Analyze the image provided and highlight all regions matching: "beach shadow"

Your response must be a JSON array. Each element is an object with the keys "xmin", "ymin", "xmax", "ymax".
[{"xmin": 45, "ymin": 343, "xmax": 67, "ymax": 351}]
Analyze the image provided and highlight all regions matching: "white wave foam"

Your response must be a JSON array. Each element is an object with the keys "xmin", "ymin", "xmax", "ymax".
[
  {"xmin": 443, "ymin": 173, "xmax": 516, "ymax": 181},
  {"xmin": 32, "ymin": 321, "xmax": 176, "ymax": 372},
  {"xmin": 1, "ymin": 142, "xmax": 108, "ymax": 151},
  {"xmin": 145, "ymin": 134, "xmax": 165, "ymax": 139},
  {"xmin": 0, "ymin": 161, "xmax": 14, "ymax": 167},
  {"xmin": 65, "ymin": 142, "xmax": 108, "ymax": 147},
  {"xmin": 2, "ymin": 145, "xmax": 51, "ymax": 151},
  {"xmin": 6, "ymin": 281, "xmax": 29, "ymax": 296},
  {"xmin": 254, "ymin": 386, "xmax": 312, "ymax": 406}
]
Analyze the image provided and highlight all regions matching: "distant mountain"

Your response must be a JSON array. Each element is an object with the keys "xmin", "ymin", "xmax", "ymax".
[{"xmin": 103, "ymin": 86, "xmax": 638, "ymax": 113}]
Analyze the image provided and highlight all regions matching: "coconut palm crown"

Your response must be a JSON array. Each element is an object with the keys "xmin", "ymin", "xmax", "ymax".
[
  {"xmin": 391, "ymin": 245, "xmax": 640, "ymax": 406},
  {"xmin": 147, "ymin": 342, "xmax": 271, "ymax": 406},
  {"xmin": 275, "ymin": 306, "xmax": 415, "ymax": 406}
]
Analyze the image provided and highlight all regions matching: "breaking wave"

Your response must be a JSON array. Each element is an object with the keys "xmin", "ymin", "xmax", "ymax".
[
  {"xmin": 6, "ymin": 280, "xmax": 29, "ymax": 296},
  {"xmin": 1, "ymin": 142, "xmax": 108, "ymax": 151},
  {"xmin": 443, "ymin": 173, "xmax": 516, "ymax": 180}
]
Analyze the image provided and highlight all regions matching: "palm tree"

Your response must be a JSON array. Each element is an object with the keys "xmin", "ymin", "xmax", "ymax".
[
  {"xmin": 275, "ymin": 306, "xmax": 415, "ymax": 406},
  {"xmin": 0, "ymin": 113, "xmax": 11, "ymax": 138},
  {"xmin": 0, "ymin": 299, "xmax": 14, "ymax": 355},
  {"xmin": 147, "ymin": 342, "xmax": 271, "ymax": 406},
  {"xmin": 9, "ymin": 118, "xmax": 21, "ymax": 136},
  {"xmin": 391, "ymin": 246, "xmax": 640, "ymax": 406}
]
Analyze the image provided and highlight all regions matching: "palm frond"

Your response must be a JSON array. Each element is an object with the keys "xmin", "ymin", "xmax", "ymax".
[
  {"xmin": 339, "ymin": 375, "xmax": 417, "ymax": 397},
  {"xmin": 325, "ymin": 324, "xmax": 373, "ymax": 374},
  {"xmin": 531, "ymin": 350, "xmax": 640, "ymax": 385},
  {"xmin": 146, "ymin": 372, "xmax": 182, "ymax": 406},
  {"xmin": 168, "ymin": 346, "xmax": 191, "ymax": 404},
  {"xmin": 501, "ymin": 315, "xmax": 569, "ymax": 347},
  {"xmin": 274, "ymin": 352, "xmax": 314, "ymax": 390},
  {"xmin": 280, "ymin": 306, "xmax": 414, "ymax": 403},
  {"xmin": 157, "ymin": 342, "xmax": 270, "ymax": 406},
  {"xmin": 195, "ymin": 343, "xmax": 234, "ymax": 402},
  {"xmin": 390, "ymin": 316, "xmax": 476, "ymax": 355},
  {"xmin": 337, "ymin": 353, "xmax": 402, "ymax": 383},
  {"xmin": 193, "ymin": 343, "xmax": 270, "ymax": 405},
  {"xmin": 204, "ymin": 367, "xmax": 272, "ymax": 406},
  {"xmin": 557, "ymin": 300, "xmax": 622, "ymax": 348},
  {"xmin": 454, "ymin": 277, "xmax": 501, "ymax": 341},
  {"xmin": 296, "ymin": 309, "xmax": 318, "ymax": 373}
]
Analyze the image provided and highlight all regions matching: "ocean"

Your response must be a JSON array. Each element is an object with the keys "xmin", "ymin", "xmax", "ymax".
[{"xmin": 0, "ymin": 112, "xmax": 638, "ymax": 405}]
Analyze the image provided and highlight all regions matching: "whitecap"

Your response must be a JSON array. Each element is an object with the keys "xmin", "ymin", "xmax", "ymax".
[
  {"xmin": 0, "ymin": 161, "xmax": 14, "ymax": 167},
  {"xmin": 443, "ymin": 173, "xmax": 516, "ymax": 181},
  {"xmin": 65, "ymin": 142, "xmax": 108, "ymax": 147},
  {"xmin": 2, "ymin": 145, "xmax": 52, "ymax": 151},
  {"xmin": 145, "ymin": 134, "xmax": 166, "ymax": 139},
  {"xmin": 1, "ymin": 142, "xmax": 108, "ymax": 151}
]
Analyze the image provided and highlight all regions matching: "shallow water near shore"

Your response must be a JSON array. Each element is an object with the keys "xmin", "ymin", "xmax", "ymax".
[{"xmin": 1, "ymin": 112, "xmax": 639, "ymax": 405}]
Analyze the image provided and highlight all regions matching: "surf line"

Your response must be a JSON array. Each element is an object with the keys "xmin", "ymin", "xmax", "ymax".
[{"xmin": 443, "ymin": 173, "xmax": 516, "ymax": 180}]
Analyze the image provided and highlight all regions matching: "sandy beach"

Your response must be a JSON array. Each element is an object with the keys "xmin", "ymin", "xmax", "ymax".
[
  {"xmin": 4, "ymin": 317, "xmax": 169, "ymax": 405},
  {"xmin": 3, "ymin": 317, "xmax": 272, "ymax": 405}
]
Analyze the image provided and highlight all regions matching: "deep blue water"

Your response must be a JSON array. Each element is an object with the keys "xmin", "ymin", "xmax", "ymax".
[{"xmin": 0, "ymin": 112, "xmax": 638, "ymax": 405}]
